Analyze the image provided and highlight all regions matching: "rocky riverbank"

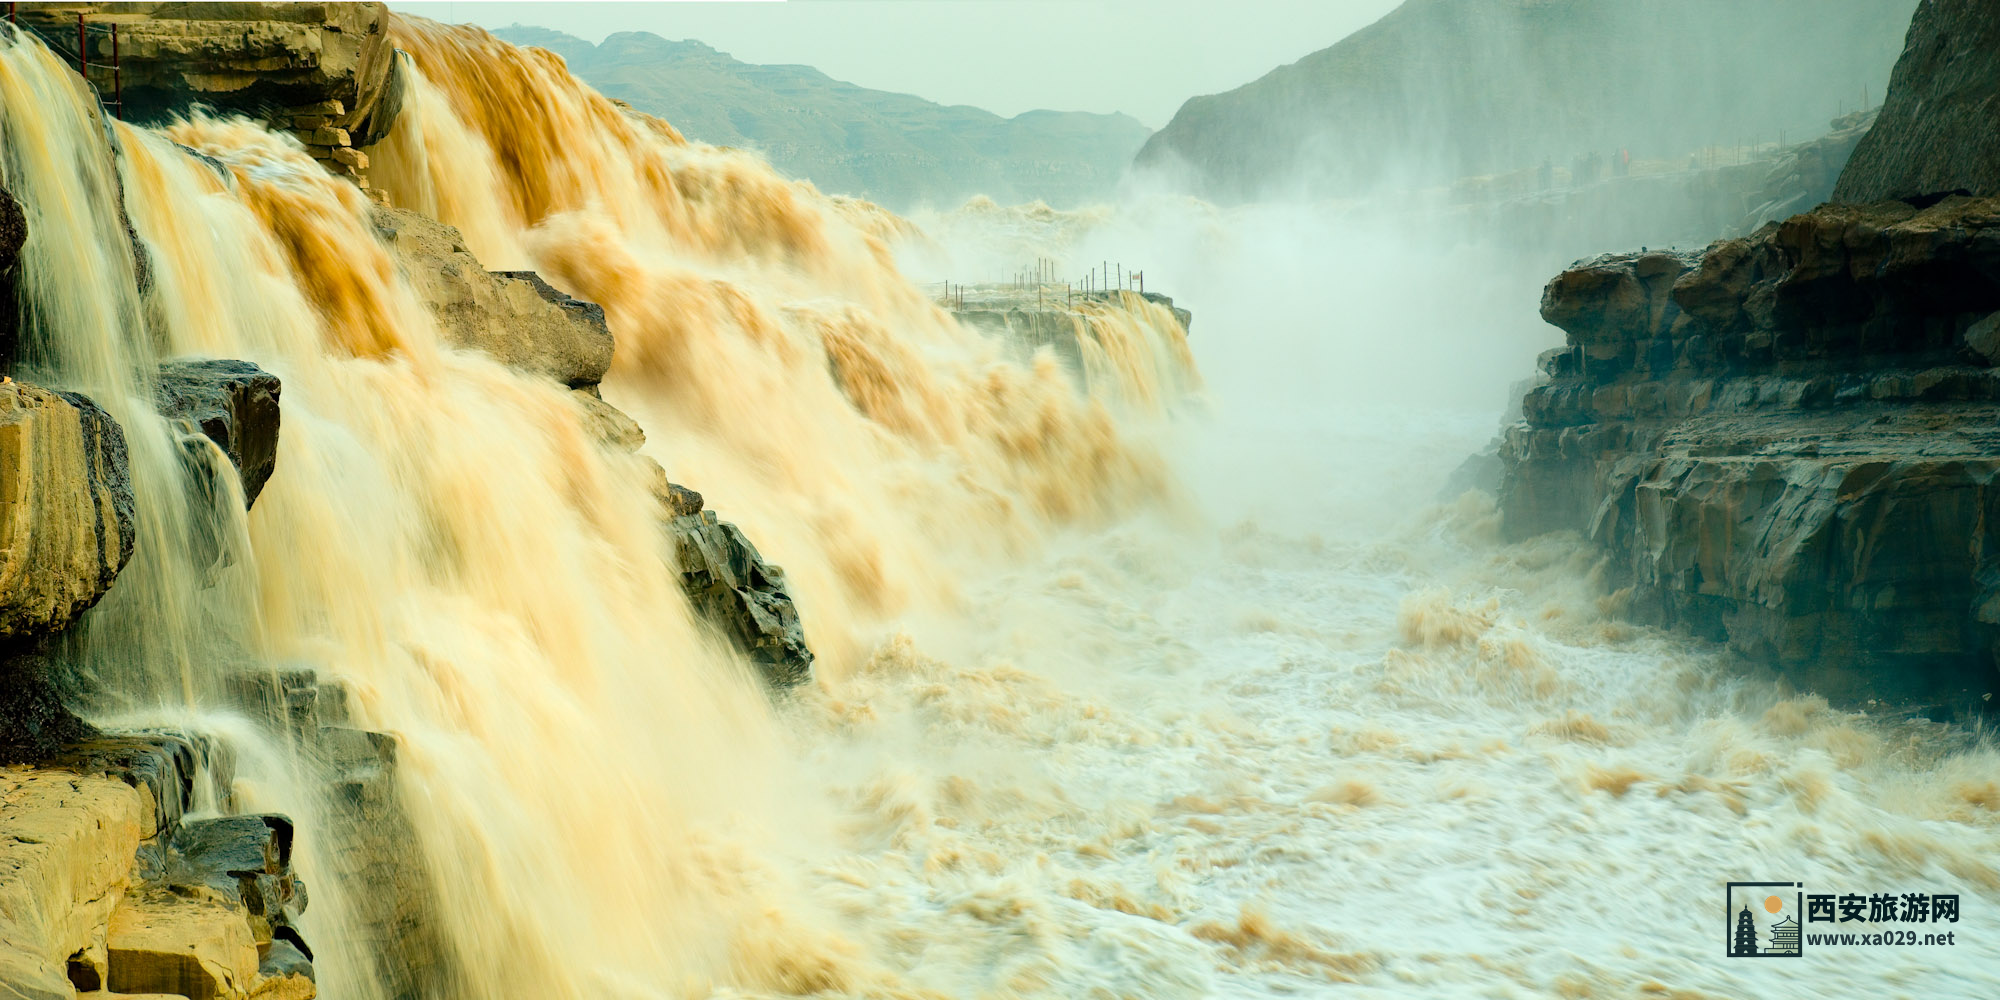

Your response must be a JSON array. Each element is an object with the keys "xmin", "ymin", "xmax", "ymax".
[
  {"xmin": 1491, "ymin": 0, "xmax": 2000, "ymax": 712},
  {"xmin": 1498, "ymin": 198, "xmax": 2000, "ymax": 709}
]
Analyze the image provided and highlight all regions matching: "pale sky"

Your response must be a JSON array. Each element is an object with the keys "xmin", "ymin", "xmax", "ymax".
[{"xmin": 391, "ymin": 0, "xmax": 1403, "ymax": 128}]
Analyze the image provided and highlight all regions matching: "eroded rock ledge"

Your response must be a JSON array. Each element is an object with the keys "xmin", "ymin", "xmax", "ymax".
[
  {"xmin": 571, "ymin": 397, "xmax": 815, "ymax": 689},
  {"xmin": 0, "ymin": 731, "xmax": 318, "ymax": 999},
  {"xmin": 17, "ymin": 3, "xmax": 404, "ymax": 190},
  {"xmin": 1498, "ymin": 197, "xmax": 2000, "ymax": 708}
]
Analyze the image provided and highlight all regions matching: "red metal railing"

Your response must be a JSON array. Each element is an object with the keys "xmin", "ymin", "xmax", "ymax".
[{"xmin": 4, "ymin": 7, "xmax": 123, "ymax": 119}]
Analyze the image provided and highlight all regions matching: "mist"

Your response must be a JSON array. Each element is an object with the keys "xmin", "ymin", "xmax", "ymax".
[
  {"xmin": 1137, "ymin": 0, "xmax": 1915, "ymax": 202},
  {"xmin": 4, "ymin": 2, "xmax": 1997, "ymax": 999}
]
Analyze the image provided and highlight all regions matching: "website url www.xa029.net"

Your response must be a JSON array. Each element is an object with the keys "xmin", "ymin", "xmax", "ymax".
[{"xmin": 1805, "ymin": 930, "xmax": 1959, "ymax": 946}]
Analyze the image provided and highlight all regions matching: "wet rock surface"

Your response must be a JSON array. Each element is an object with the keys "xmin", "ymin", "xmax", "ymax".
[
  {"xmin": 0, "ymin": 185, "xmax": 23, "ymax": 369},
  {"xmin": 374, "ymin": 207, "xmax": 615, "ymax": 388},
  {"xmin": 1499, "ymin": 197, "xmax": 2000, "ymax": 708},
  {"xmin": 1833, "ymin": 0, "xmax": 2000, "ymax": 204},
  {"xmin": 0, "ymin": 766, "xmax": 151, "ymax": 998},
  {"xmin": 154, "ymin": 359, "xmax": 283, "ymax": 509},
  {"xmin": 669, "ymin": 509, "xmax": 814, "ymax": 688},
  {"xmin": 571, "ymin": 388, "xmax": 815, "ymax": 687},
  {"xmin": 15, "ymin": 3, "xmax": 403, "ymax": 142},
  {"xmin": 0, "ymin": 730, "xmax": 256, "ymax": 999},
  {"xmin": 0, "ymin": 381, "xmax": 135, "ymax": 643}
]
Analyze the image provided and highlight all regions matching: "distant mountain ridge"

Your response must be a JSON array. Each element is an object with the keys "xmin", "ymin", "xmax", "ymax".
[
  {"xmin": 493, "ymin": 25, "xmax": 1151, "ymax": 211},
  {"xmin": 1135, "ymin": 0, "xmax": 1916, "ymax": 202}
]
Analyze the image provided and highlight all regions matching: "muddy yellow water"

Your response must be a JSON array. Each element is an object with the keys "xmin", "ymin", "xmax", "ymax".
[{"xmin": 0, "ymin": 16, "xmax": 1992, "ymax": 1000}]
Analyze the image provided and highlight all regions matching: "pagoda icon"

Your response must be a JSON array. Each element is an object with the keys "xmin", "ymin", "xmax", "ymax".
[
  {"xmin": 1731, "ymin": 903, "xmax": 1760, "ymax": 956},
  {"xmin": 1766, "ymin": 915, "xmax": 1801, "ymax": 955}
]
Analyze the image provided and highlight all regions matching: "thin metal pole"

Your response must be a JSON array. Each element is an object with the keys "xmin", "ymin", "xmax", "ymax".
[
  {"xmin": 76, "ymin": 13, "xmax": 85, "ymax": 75},
  {"xmin": 111, "ymin": 23, "xmax": 120, "ymax": 119}
]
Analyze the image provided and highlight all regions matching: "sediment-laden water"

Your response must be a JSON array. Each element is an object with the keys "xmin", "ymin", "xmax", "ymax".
[{"xmin": 2, "ymin": 16, "xmax": 1995, "ymax": 1000}]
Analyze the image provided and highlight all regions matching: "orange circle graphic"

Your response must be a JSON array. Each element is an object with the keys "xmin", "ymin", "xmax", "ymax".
[{"xmin": 1764, "ymin": 895, "xmax": 1784, "ymax": 913}]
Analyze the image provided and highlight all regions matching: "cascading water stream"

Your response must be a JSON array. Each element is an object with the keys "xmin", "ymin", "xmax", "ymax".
[
  {"xmin": 9, "ymin": 11, "xmax": 1996, "ymax": 1000},
  {"xmin": 0, "ymin": 15, "xmax": 1198, "ymax": 999}
]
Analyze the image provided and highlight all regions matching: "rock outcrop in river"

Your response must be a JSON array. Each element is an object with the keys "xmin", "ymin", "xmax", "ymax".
[{"xmin": 1500, "ymin": 199, "xmax": 2000, "ymax": 708}]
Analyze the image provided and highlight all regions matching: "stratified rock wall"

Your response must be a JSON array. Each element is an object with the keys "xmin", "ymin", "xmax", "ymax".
[
  {"xmin": 0, "ymin": 730, "xmax": 316, "ymax": 1000},
  {"xmin": 669, "ymin": 509, "xmax": 814, "ymax": 688},
  {"xmin": 15, "ymin": 3, "xmax": 401, "ymax": 187},
  {"xmin": 1833, "ymin": 0, "xmax": 2000, "ymax": 203},
  {"xmin": 1498, "ymin": 198, "xmax": 2000, "ymax": 706}
]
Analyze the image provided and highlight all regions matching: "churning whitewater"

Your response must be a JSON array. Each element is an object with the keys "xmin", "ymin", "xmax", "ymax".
[{"xmin": 2, "ymin": 13, "xmax": 1996, "ymax": 1000}]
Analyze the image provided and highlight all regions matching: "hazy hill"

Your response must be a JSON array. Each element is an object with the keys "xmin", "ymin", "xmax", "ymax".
[
  {"xmin": 1134, "ymin": 0, "xmax": 1916, "ymax": 202},
  {"xmin": 494, "ymin": 25, "xmax": 1151, "ymax": 211}
]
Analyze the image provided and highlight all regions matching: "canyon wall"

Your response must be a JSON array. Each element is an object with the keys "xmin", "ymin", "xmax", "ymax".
[
  {"xmin": 1494, "ymin": 0, "xmax": 2000, "ymax": 711},
  {"xmin": 1833, "ymin": 0, "xmax": 2000, "ymax": 203},
  {"xmin": 1499, "ymin": 199, "xmax": 2000, "ymax": 707},
  {"xmin": 1135, "ymin": 0, "xmax": 1911, "ymax": 202}
]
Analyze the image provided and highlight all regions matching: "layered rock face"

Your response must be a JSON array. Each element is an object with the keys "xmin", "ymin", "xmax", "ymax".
[
  {"xmin": 571, "ymin": 397, "xmax": 817, "ymax": 689},
  {"xmin": 1833, "ymin": 0, "xmax": 2000, "ymax": 203},
  {"xmin": 0, "ymin": 381, "xmax": 134, "ymax": 642},
  {"xmin": 0, "ymin": 731, "xmax": 317, "ymax": 1000},
  {"xmin": 16, "ymin": 3, "xmax": 402, "ymax": 188},
  {"xmin": 670, "ymin": 506, "xmax": 814, "ymax": 688},
  {"xmin": 1499, "ymin": 198, "xmax": 2000, "ymax": 706}
]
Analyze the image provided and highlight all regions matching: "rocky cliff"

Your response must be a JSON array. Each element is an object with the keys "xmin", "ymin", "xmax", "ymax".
[
  {"xmin": 0, "ymin": 382, "xmax": 133, "ymax": 644},
  {"xmin": 1135, "ymin": 0, "xmax": 1912, "ymax": 201},
  {"xmin": 1833, "ymin": 0, "xmax": 2000, "ymax": 203},
  {"xmin": 0, "ymin": 732, "xmax": 316, "ymax": 999},
  {"xmin": 1498, "ymin": 198, "xmax": 2000, "ymax": 709},
  {"xmin": 15, "ymin": 2, "xmax": 404, "ymax": 190},
  {"xmin": 1489, "ymin": 0, "xmax": 2000, "ymax": 714}
]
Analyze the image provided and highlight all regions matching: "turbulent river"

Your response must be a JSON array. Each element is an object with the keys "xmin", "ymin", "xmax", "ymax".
[{"xmin": 3, "ymin": 14, "xmax": 1997, "ymax": 1000}]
